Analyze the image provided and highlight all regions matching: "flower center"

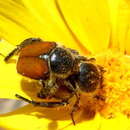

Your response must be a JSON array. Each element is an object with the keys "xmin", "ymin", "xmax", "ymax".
[{"xmin": 94, "ymin": 50, "xmax": 130, "ymax": 118}]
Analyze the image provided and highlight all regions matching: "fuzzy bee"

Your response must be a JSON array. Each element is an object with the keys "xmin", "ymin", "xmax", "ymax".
[{"xmin": 4, "ymin": 38, "xmax": 104, "ymax": 125}]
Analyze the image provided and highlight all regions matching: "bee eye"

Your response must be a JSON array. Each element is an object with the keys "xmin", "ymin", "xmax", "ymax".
[{"xmin": 78, "ymin": 63, "xmax": 100, "ymax": 92}]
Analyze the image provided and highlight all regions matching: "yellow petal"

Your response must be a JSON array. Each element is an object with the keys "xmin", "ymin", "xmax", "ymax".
[
  {"xmin": 0, "ymin": 104, "xmax": 130, "ymax": 130},
  {"xmin": 107, "ymin": 0, "xmax": 120, "ymax": 50},
  {"xmin": 0, "ymin": 0, "xmax": 90, "ymax": 55},
  {"xmin": 117, "ymin": 0, "xmax": 130, "ymax": 54},
  {"xmin": 108, "ymin": 0, "xmax": 130, "ymax": 54},
  {"xmin": 0, "ymin": 0, "xmax": 33, "ymax": 44},
  {"xmin": 22, "ymin": 0, "xmax": 110, "ymax": 54}
]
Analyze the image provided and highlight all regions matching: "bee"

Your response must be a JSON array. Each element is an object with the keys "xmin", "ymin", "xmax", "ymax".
[{"xmin": 4, "ymin": 38, "xmax": 104, "ymax": 125}]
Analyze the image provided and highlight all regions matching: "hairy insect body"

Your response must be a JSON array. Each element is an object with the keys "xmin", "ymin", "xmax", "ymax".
[{"xmin": 4, "ymin": 38, "xmax": 104, "ymax": 125}]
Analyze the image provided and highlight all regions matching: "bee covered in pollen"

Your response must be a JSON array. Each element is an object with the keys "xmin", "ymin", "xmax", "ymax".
[{"xmin": 4, "ymin": 38, "xmax": 105, "ymax": 125}]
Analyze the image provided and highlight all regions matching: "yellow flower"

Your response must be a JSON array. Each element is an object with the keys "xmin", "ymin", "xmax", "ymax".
[{"xmin": 0, "ymin": 0, "xmax": 130, "ymax": 130}]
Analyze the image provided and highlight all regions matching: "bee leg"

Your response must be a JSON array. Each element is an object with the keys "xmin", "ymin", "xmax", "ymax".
[
  {"xmin": 63, "ymin": 81, "xmax": 80, "ymax": 125},
  {"xmin": 4, "ymin": 48, "xmax": 19, "ymax": 62},
  {"xmin": 70, "ymin": 90, "xmax": 80, "ymax": 125},
  {"xmin": 4, "ymin": 38, "xmax": 42, "ymax": 62},
  {"xmin": 37, "ymin": 79, "xmax": 59, "ymax": 99},
  {"xmin": 15, "ymin": 94, "xmax": 68, "ymax": 107},
  {"xmin": 63, "ymin": 80, "xmax": 79, "ymax": 101},
  {"xmin": 70, "ymin": 101, "xmax": 80, "ymax": 125},
  {"xmin": 88, "ymin": 57, "xmax": 96, "ymax": 62}
]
